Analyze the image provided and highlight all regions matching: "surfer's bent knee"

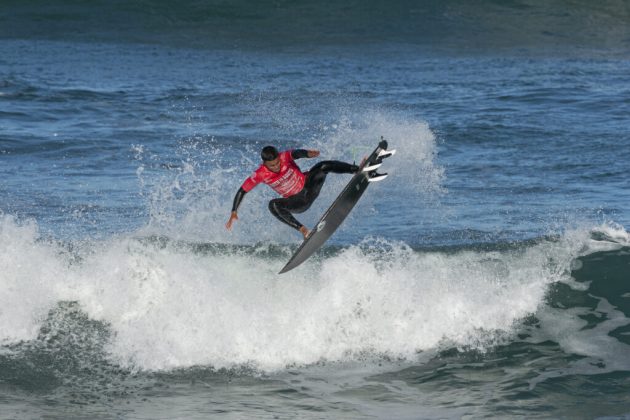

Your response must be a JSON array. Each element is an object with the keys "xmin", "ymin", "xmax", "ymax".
[
  {"xmin": 268, "ymin": 199, "xmax": 280, "ymax": 216},
  {"xmin": 268, "ymin": 199, "xmax": 303, "ymax": 230}
]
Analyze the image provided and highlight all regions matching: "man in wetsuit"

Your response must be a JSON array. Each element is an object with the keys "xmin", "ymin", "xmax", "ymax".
[{"xmin": 226, "ymin": 146, "xmax": 358, "ymax": 239}]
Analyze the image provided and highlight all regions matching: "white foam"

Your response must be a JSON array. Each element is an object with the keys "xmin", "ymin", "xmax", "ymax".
[
  {"xmin": 0, "ymin": 215, "xmax": 65, "ymax": 343},
  {"xmin": 4, "ymin": 215, "xmax": 623, "ymax": 372},
  {"xmin": 528, "ymin": 297, "xmax": 630, "ymax": 389},
  {"xmin": 586, "ymin": 221, "xmax": 630, "ymax": 252}
]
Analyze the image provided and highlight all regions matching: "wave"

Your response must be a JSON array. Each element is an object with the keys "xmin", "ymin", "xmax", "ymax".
[
  {"xmin": 2, "ymin": 0, "xmax": 629, "ymax": 54},
  {"xmin": 1, "ymin": 213, "xmax": 628, "ymax": 373}
]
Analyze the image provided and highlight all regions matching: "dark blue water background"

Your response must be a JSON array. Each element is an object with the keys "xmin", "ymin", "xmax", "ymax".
[{"xmin": 1, "ymin": 1, "xmax": 630, "ymax": 418}]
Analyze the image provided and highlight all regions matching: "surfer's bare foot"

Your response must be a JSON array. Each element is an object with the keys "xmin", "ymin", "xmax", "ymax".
[{"xmin": 299, "ymin": 226, "xmax": 310, "ymax": 239}]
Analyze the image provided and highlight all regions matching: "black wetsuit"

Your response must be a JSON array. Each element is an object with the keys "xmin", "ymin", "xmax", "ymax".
[{"xmin": 231, "ymin": 150, "xmax": 357, "ymax": 231}]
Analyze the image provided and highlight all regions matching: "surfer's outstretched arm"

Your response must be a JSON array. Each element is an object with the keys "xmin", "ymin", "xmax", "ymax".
[{"xmin": 226, "ymin": 187, "xmax": 247, "ymax": 230}]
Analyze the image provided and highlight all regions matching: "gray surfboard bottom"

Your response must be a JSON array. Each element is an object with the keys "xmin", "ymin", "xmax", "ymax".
[{"xmin": 279, "ymin": 140, "xmax": 389, "ymax": 274}]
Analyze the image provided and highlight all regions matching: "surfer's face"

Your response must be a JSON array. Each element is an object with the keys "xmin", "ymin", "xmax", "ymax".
[{"xmin": 264, "ymin": 157, "xmax": 281, "ymax": 173}]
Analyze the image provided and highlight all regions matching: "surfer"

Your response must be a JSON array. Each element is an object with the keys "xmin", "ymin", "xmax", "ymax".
[{"xmin": 226, "ymin": 146, "xmax": 358, "ymax": 239}]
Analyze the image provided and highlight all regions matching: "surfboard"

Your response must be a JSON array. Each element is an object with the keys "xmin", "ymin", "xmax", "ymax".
[{"xmin": 279, "ymin": 139, "xmax": 395, "ymax": 274}]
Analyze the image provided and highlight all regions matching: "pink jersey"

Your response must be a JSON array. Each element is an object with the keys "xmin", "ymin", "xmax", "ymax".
[{"xmin": 241, "ymin": 150, "xmax": 306, "ymax": 197}]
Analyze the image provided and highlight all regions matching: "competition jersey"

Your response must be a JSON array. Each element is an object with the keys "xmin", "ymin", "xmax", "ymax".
[{"xmin": 241, "ymin": 150, "xmax": 306, "ymax": 197}]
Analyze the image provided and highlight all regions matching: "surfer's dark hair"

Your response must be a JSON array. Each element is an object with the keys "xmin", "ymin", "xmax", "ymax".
[{"xmin": 261, "ymin": 146, "xmax": 279, "ymax": 161}]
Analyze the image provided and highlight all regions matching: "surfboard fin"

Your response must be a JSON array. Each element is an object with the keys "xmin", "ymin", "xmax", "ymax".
[
  {"xmin": 378, "ymin": 149, "xmax": 396, "ymax": 159},
  {"xmin": 368, "ymin": 172, "xmax": 388, "ymax": 182},
  {"xmin": 362, "ymin": 162, "xmax": 382, "ymax": 172}
]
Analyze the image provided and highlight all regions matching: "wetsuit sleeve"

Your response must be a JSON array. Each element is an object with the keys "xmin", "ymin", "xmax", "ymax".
[
  {"xmin": 234, "ymin": 170, "xmax": 262, "ymax": 212},
  {"xmin": 231, "ymin": 187, "xmax": 247, "ymax": 212},
  {"xmin": 291, "ymin": 149, "xmax": 309, "ymax": 159}
]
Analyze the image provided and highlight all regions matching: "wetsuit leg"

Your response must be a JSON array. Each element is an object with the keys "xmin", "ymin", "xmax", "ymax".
[
  {"xmin": 303, "ymin": 160, "xmax": 358, "ymax": 199},
  {"xmin": 268, "ymin": 194, "xmax": 310, "ymax": 230},
  {"xmin": 268, "ymin": 161, "xmax": 357, "ymax": 231}
]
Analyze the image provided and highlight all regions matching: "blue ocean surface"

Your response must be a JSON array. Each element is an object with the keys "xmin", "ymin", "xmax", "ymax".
[{"xmin": 1, "ymin": 1, "xmax": 630, "ymax": 418}]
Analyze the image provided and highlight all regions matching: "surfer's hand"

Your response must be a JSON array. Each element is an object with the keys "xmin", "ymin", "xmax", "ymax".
[
  {"xmin": 226, "ymin": 211, "xmax": 238, "ymax": 230},
  {"xmin": 299, "ymin": 225, "xmax": 310, "ymax": 239},
  {"xmin": 307, "ymin": 150, "xmax": 320, "ymax": 158}
]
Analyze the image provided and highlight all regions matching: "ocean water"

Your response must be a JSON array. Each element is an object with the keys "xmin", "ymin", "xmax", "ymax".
[{"xmin": 1, "ymin": 1, "xmax": 630, "ymax": 418}]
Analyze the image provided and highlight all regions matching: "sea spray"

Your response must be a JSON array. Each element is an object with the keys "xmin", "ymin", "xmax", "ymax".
[{"xmin": 134, "ymin": 109, "xmax": 444, "ymax": 245}]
